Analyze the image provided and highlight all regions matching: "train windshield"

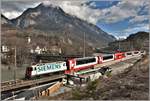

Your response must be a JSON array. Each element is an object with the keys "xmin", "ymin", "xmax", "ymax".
[
  {"xmin": 27, "ymin": 67, "xmax": 33, "ymax": 71},
  {"xmin": 76, "ymin": 58, "xmax": 96, "ymax": 65}
]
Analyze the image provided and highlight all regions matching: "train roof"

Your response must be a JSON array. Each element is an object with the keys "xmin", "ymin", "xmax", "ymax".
[
  {"xmin": 74, "ymin": 56, "xmax": 96, "ymax": 60},
  {"xmin": 93, "ymin": 53, "xmax": 114, "ymax": 56},
  {"xmin": 32, "ymin": 61, "xmax": 66, "ymax": 66},
  {"xmin": 101, "ymin": 54, "xmax": 114, "ymax": 57}
]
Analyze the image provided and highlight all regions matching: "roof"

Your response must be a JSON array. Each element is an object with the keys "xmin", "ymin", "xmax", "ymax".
[{"xmin": 75, "ymin": 56, "xmax": 96, "ymax": 60}]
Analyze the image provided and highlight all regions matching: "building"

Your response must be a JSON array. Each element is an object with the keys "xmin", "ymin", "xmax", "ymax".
[
  {"xmin": 30, "ymin": 46, "xmax": 47, "ymax": 54},
  {"xmin": 49, "ymin": 46, "xmax": 62, "ymax": 55},
  {"xmin": 1, "ymin": 45, "xmax": 10, "ymax": 53},
  {"xmin": 27, "ymin": 37, "xmax": 31, "ymax": 44}
]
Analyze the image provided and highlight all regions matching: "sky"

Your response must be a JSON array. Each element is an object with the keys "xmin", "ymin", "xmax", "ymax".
[{"xmin": 1, "ymin": 0, "xmax": 149, "ymax": 39}]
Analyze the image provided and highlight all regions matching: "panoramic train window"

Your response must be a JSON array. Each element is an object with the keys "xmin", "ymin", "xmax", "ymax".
[
  {"xmin": 86, "ymin": 58, "xmax": 96, "ymax": 63},
  {"xmin": 103, "ymin": 55, "xmax": 113, "ymax": 60},
  {"xmin": 126, "ymin": 53, "xmax": 132, "ymax": 55},
  {"xmin": 76, "ymin": 60, "xmax": 84, "ymax": 65},
  {"xmin": 134, "ymin": 52, "xmax": 139, "ymax": 54},
  {"xmin": 76, "ymin": 58, "xmax": 96, "ymax": 65}
]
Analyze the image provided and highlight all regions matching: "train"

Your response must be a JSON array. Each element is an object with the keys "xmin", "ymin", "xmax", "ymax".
[{"xmin": 25, "ymin": 50, "xmax": 146, "ymax": 78}]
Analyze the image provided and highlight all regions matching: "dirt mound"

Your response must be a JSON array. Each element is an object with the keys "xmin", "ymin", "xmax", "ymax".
[{"xmin": 94, "ymin": 55, "xmax": 149, "ymax": 100}]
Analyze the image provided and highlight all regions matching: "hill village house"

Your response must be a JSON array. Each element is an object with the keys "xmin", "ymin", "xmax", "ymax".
[{"xmin": 1, "ymin": 37, "xmax": 62, "ymax": 61}]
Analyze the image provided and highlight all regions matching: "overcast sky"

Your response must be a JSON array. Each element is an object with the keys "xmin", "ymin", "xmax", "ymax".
[{"xmin": 1, "ymin": 0, "xmax": 149, "ymax": 38}]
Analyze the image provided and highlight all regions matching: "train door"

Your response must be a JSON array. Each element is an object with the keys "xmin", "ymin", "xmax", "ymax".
[
  {"xmin": 97, "ymin": 56, "xmax": 102, "ymax": 64},
  {"xmin": 65, "ymin": 59, "xmax": 76, "ymax": 74},
  {"xmin": 69, "ymin": 59, "xmax": 76, "ymax": 72},
  {"xmin": 115, "ymin": 52, "xmax": 125, "ymax": 60}
]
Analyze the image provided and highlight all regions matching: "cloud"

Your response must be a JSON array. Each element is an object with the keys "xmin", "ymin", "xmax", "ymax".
[
  {"xmin": 100, "ymin": 5, "xmax": 136, "ymax": 23},
  {"xmin": 2, "ymin": 0, "xmax": 149, "ymax": 24},
  {"xmin": 129, "ymin": 15, "xmax": 148, "ymax": 23},
  {"xmin": 88, "ymin": 2, "xmax": 96, "ymax": 7},
  {"xmin": 43, "ymin": 0, "xmax": 149, "ymax": 25},
  {"xmin": 1, "ymin": 11, "xmax": 23, "ymax": 19},
  {"xmin": 42, "ymin": 0, "xmax": 101, "ymax": 24},
  {"xmin": 1, "ymin": 1, "xmax": 41, "ymax": 19},
  {"xmin": 121, "ymin": 23, "xmax": 149, "ymax": 36},
  {"xmin": 1, "ymin": 0, "xmax": 149, "ymax": 37},
  {"xmin": 99, "ymin": 0, "xmax": 149, "ymax": 23},
  {"xmin": 1, "ymin": 0, "xmax": 101, "ymax": 24},
  {"xmin": 108, "ymin": 22, "xmax": 149, "ymax": 38}
]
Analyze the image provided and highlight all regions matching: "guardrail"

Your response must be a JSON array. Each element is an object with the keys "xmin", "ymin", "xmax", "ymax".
[{"xmin": 1, "ymin": 79, "xmax": 23, "ymax": 87}]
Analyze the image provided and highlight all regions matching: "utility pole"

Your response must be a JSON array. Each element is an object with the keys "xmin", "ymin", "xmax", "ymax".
[
  {"xmin": 13, "ymin": 91, "xmax": 15, "ymax": 100},
  {"xmin": 130, "ymin": 40, "xmax": 133, "ymax": 51},
  {"xmin": 118, "ymin": 37, "xmax": 120, "ymax": 51},
  {"xmin": 83, "ymin": 32, "xmax": 85, "ymax": 57},
  {"xmin": 14, "ymin": 46, "xmax": 17, "ymax": 84},
  {"xmin": 12, "ymin": 46, "xmax": 17, "ymax": 100}
]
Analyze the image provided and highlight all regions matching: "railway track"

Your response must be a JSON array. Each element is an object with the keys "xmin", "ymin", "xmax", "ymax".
[
  {"xmin": 1, "ymin": 79, "xmax": 23, "ymax": 87},
  {"xmin": 1, "ymin": 74, "xmax": 66, "ymax": 93}
]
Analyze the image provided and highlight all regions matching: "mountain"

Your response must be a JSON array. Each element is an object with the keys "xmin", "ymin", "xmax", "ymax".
[
  {"xmin": 2, "ymin": 3, "xmax": 116, "ymax": 55},
  {"xmin": 10, "ymin": 3, "xmax": 115, "ymax": 44},
  {"xmin": 1, "ymin": 14, "xmax": 10, "ymax": 24},
  {"xmin": 107, "ymin": 31, "xmax": 149, "ymax": 52}
]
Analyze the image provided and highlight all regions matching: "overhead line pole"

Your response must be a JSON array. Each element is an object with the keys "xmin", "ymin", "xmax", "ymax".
[
  {"xmin": 119, "ymin": 37, "xmax": 120, "ymax": 51},
  {"xmin": 13, "ymin": 45, "xmax": 17, "ymax": 100},
  {"xmin": 83, "ymin": 32, "xmax": 85, "ymax": 57},
  {"xmin": 14, "ymin": 46, "xmax": 17, "ymax": 84}
]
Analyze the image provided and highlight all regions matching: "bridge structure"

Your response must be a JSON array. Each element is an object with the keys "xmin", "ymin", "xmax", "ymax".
[{"xmin": 1, "ymin": 74, "xmax": 66, "ymax": 93}]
